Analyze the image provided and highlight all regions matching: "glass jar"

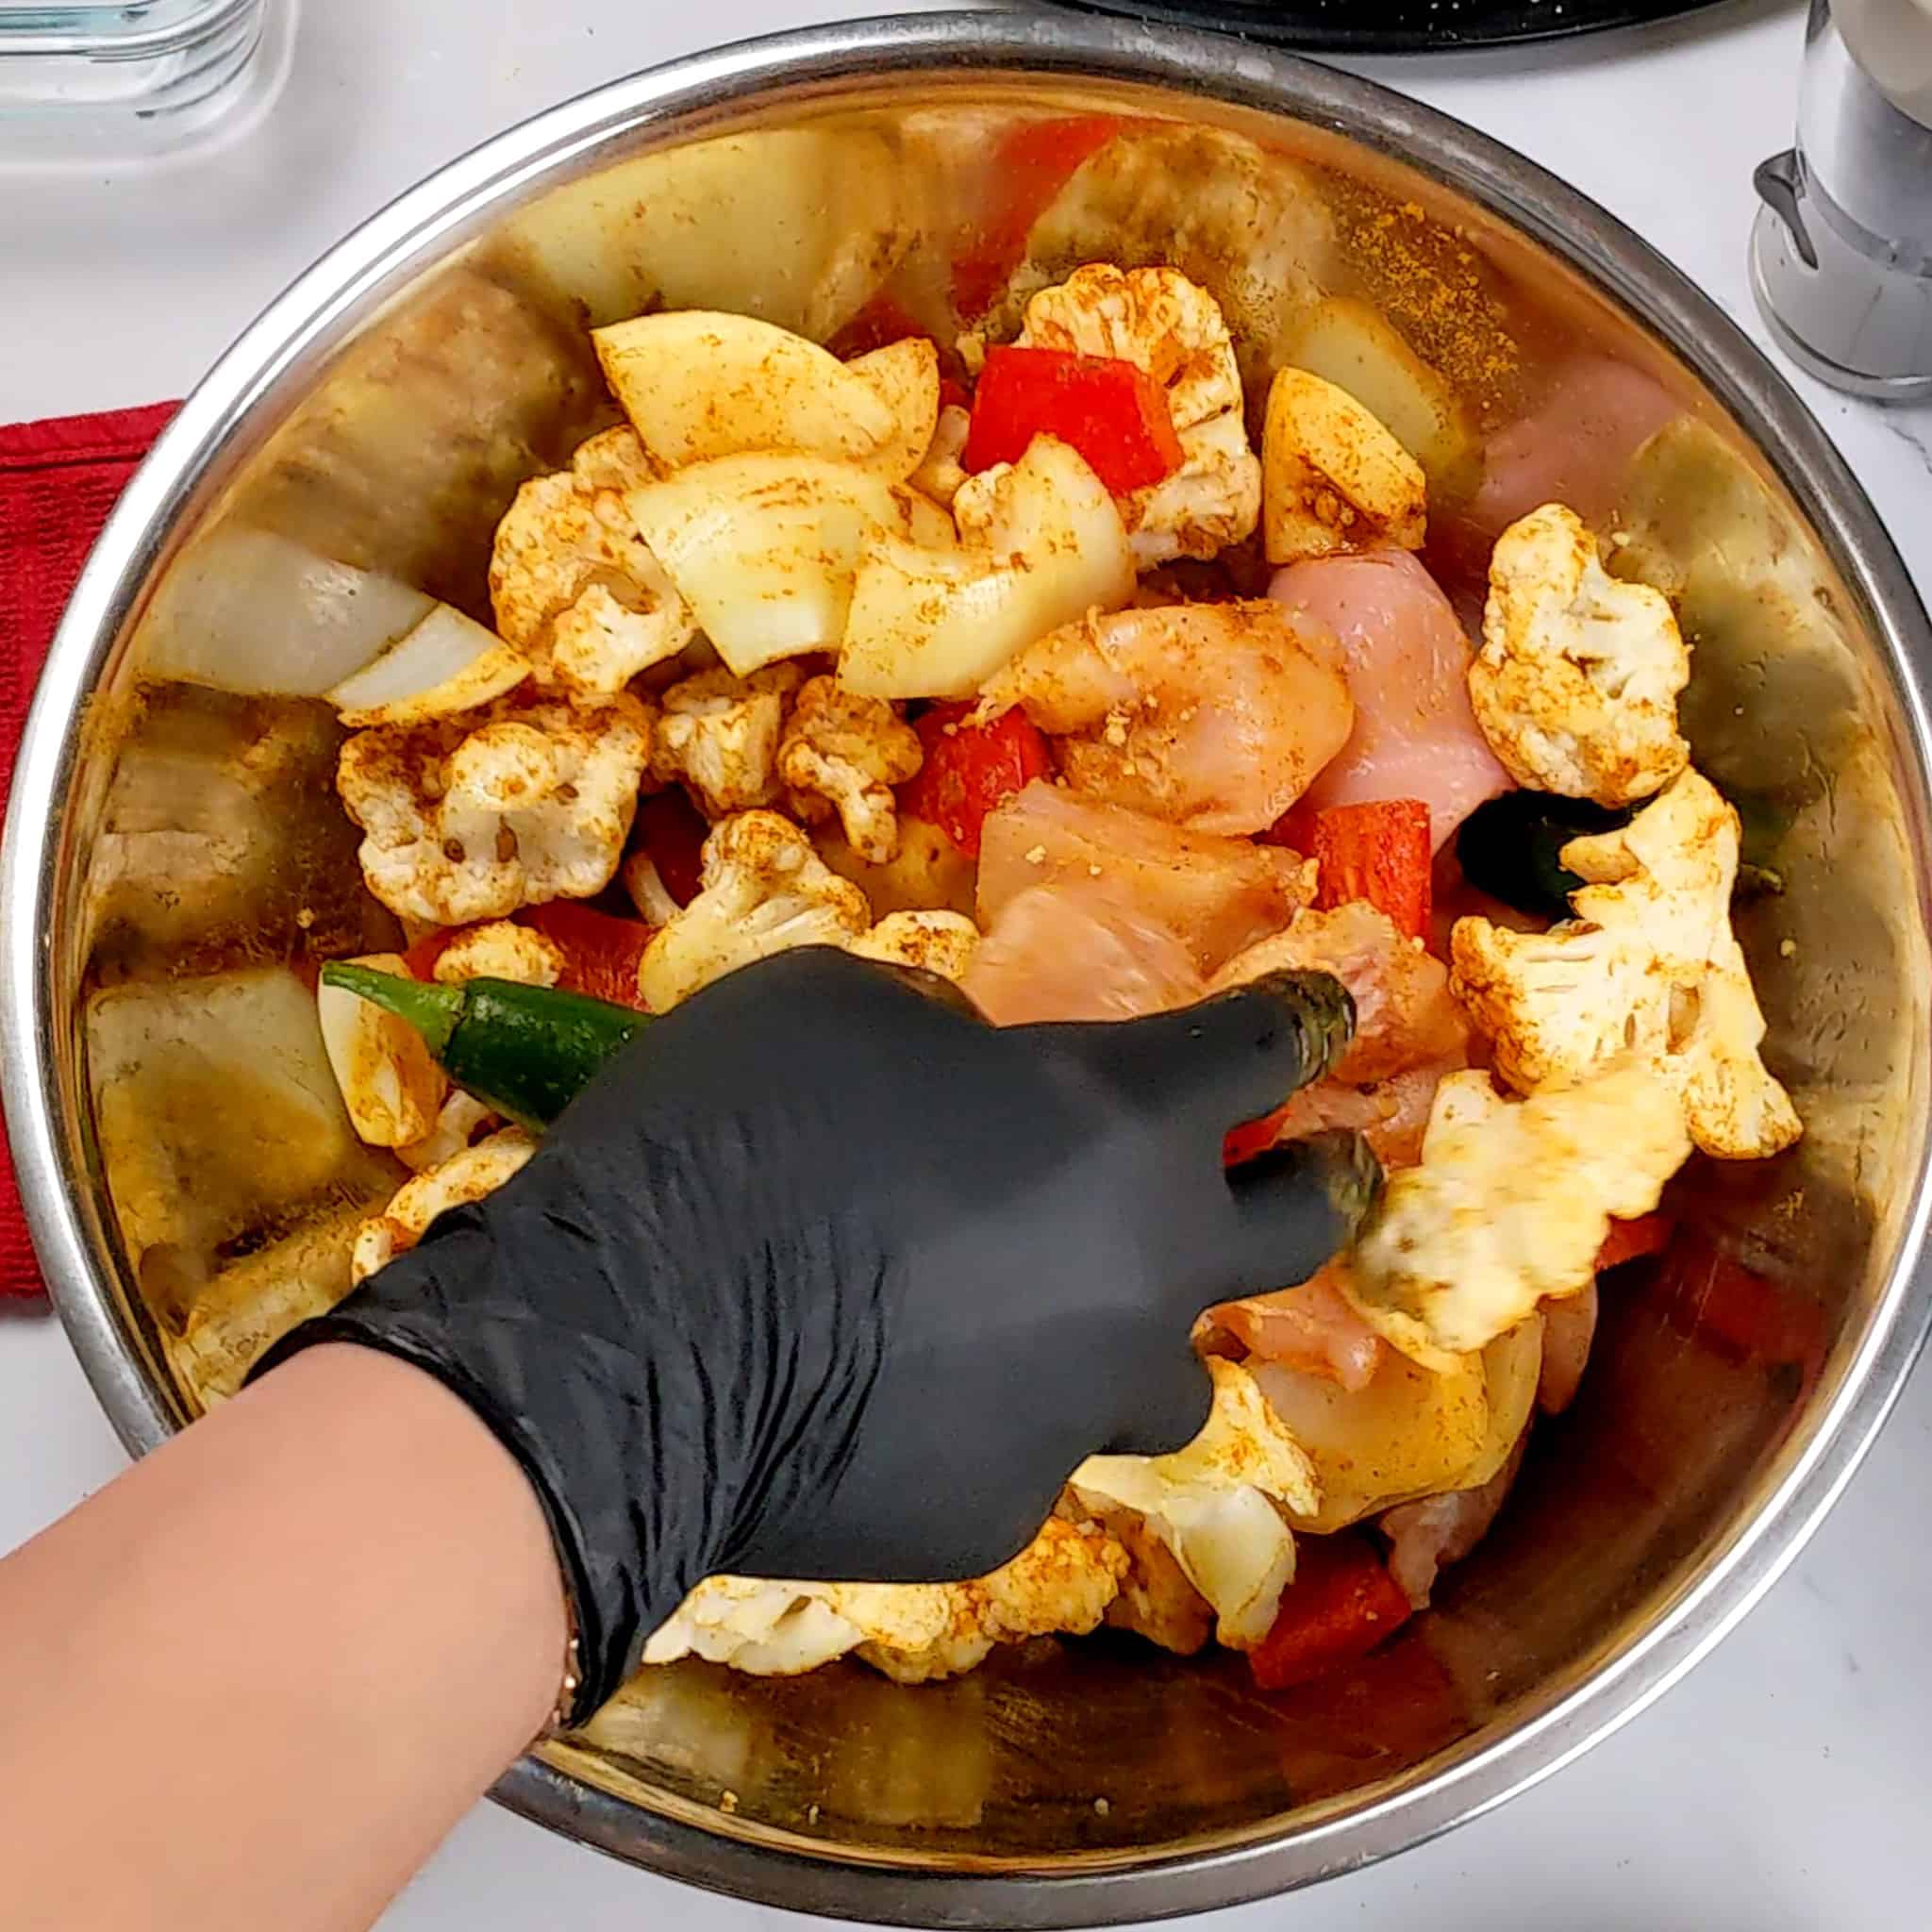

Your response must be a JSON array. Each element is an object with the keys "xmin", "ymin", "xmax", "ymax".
[{"xmin": 0, "ymin": 0, "xmax": 277, "ymax": 156}]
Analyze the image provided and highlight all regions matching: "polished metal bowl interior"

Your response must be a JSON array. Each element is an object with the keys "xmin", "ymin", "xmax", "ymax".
[{"xmin": 5, "ymin": 14, "xmax": 1931, "ymax": 1927}]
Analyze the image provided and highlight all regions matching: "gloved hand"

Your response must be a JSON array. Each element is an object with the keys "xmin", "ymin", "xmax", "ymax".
[{"xmin": 262, "ymin": 948, "xmax": 1377, "ymax": 1720}]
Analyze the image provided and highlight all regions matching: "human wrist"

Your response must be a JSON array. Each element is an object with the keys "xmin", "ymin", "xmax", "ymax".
[
  {"xmin": 256, "ymin": 1205, "xmax": 734, "ymax": 1722},
  {"xmin": 251, "ymin": 1343, "xmax": 572, "ymax": 1741}
]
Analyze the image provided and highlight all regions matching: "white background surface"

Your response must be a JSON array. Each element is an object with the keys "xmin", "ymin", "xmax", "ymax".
[{"xmin": 4, "ymin": 2, "xmax": 1931, "ymax": 1927}]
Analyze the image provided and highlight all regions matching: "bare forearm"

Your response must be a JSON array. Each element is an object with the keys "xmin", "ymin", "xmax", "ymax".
[{"xmin": 0, "ymin": 1345, "xmax": 566, "ymax": 1932}]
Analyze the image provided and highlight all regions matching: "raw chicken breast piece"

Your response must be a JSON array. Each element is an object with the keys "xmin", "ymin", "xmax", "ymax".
[
  {"xmin": 978, "ymin": 601, "xmax": 1354, "ymax": 836},
  {"xmin": 1380, "ymin": 1426, "xmax": 1530, "ymax": 1609},
  {"xmin": 1197, "ymin": 1261, "xmax": 1388, "ymax": 1393},
  {"xmin": 1269, "ymin": 548, "xmax": 1509, "ymax": 850},
  {"xmin": 977, "ymin": 784, "xmax": 1314, "ymax": 972},
  {"xmin": 1537, "ymin": 1278, "xmax": 1599, "ymax": 1417},
  {"xmin": 1211, "ymin": 902, "xmax": 1471, "ymax": 1086},
  {"xmin": 1252, "ymin": 1054, "xmax": 1467, "ymax": 1173},
  {"xmin": 963, "ymin": 876, "xmax": 1207, "ymax": 1025}
]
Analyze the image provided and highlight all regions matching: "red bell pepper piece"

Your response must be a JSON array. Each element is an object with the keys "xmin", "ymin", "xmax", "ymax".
[
  {"xmin": 962, "ymin": 344, "xmax": 1184, "ymax": 497},
  {"xmin": 632, "ymin": 790, "xmax": 710, "ymax": 908},
  {"xmin": 406, "ymin": 906, "xmax": 655, "ymax": 1008},
  {"xmin": 900, "ymin": 702, "xmax": 1054, "ymax": 859},
  {"xmin": 951, "ymin": 113, "xmax": 1124, "ymax": 321},
  {"xmin": 1248, "ymin": 1532, "xmax": 1415, "ymax": 1692},
  {"xmin": 1269, "ymin": 799, "xmax": 1433, "ymax": 942},
  {"xmin": 516, "ymin": 901, "xmax": 655, "ymax": 1010},
  {"xmin": 403, "ymin": 927, "xmax": 461, "ymax": 983},
  {"xmin": 1596, "ymin": 1211, "xmax": 1676, "ymax": 1274}
]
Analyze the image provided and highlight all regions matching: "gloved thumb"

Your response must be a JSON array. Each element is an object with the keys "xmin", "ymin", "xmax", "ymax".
[
  {"xmin": 1212, "ymin": 1129, "xmax": 1384, "ymax": 1306},
  {"xmin": 1056, "ymin": 970, "xmax": 1357, "ymax": 1136}
]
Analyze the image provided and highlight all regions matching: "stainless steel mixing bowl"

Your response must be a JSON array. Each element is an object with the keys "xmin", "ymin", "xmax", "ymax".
[{"xmin": 5, "ymin": 13, "xmax": 1931, "ymax": 1926}]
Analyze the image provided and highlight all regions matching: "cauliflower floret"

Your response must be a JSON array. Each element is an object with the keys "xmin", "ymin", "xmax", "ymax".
[
  {"xmin": 652, "ymin": 662, "xmax": 804, "ymax": 819},
  {"xmin": 858, "ymin": 1515, "xmax": 1130, "ymax": 1684},
  {"xmin": 315, "ymin": 950, "xmax": 448, "ymax": 1148},
  {"xmin": 1450, "ymin": 768, "xmax": 1802, "ymax": 1160},
  {"xmin": 1068, "ymin": 1358, "xmax": 1319, "ymax": 1651},
  {"xmin": 430, "ymin": 921, "xmax": 564, "ymax": 987},
  {"xmin": 846, "ymin": 910, "xmax": 980, "ymax": 984},
  {"xmin": 621, "ymin": 849, "xmax": 683, "ymax": 925},
  {"xmin": 636, "ymin": 809, "xmax": 871, "ymax": 1011},
  {"xmin": 545, "ymin": 584, "xmax": 689, "ymax": 700},
  {"xmin": 350, "ymin": 1127, "xmax": 535, "ymax": 1285},
  {"xmin": 642, "ymin": 1516, "xmax": 1128, "ymax": 1684},
  {"xmin": 1470, "ymin": 502, "xmax": 1691, "ymax": 806},
  {"xmin": 909, "ymin": 401, "xmax": 971, "ymax": 508},
  {"xmin": 396, "ymin": 1091, "xmax": 497, "ymax": 1174},
  {"xmin": 1091, "ymin": 1502, "xmax": 1217, "ymax": 1657},
  {"xmin": 777, "ymin": 675, "xmax": 923, "ymax": 863},
  {"xmin": 489, "ymin": 426, "xmax": 698, "ymax": 697},
  {"xmin": 1013, "ymin": 264, "xmax": 1261, "ymax": 568},
  {"xmin": 338, "ymin": 692, "xmax": 653, "ymax": 927},
  {"xmin": 1022, "ymin": 264, "xmax": 1234, "ymax": 439},
  {"xmin": 641, "ymin": 1357, "xmax": 1316, "ymax": 1681},
  {"xmin": 1261, "ymin": 366, "xmax": 1428, "ymax": 566},
  {"xmin": 1346, "ymin": 1064, "xmax": 1693, "ymax": 1369}
]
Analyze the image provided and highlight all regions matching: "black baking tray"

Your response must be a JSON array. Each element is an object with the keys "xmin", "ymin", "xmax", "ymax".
[{"xmin": 1042, "ymin": 0, "xmax": 1736, "ymax": 53}]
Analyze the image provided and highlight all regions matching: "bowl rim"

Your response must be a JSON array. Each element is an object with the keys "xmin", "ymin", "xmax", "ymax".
[{"xmin": 5, "ymin": 11, "xmax": 1931, "ymax": 1925}]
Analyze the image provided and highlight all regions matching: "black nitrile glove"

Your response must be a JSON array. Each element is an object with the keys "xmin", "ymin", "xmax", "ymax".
[{"xmin": 263, "ymin": 947, "xmax": 1378, "ymax": 1719}]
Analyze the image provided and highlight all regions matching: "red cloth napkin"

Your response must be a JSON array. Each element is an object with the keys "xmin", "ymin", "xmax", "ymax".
[{"xmin": 0, "ymin": 400, "xmax": 179, "ymax": 1297}]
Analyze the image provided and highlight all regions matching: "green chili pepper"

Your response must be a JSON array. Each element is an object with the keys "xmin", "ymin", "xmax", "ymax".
[{"xmin": 320, "ymin": 963, "xmax": 648, "ymax": 1131}]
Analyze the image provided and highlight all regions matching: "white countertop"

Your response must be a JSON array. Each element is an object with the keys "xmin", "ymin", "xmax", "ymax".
[{"xmin": 4, "ymin": 2, "xmax": 1930, "ymax": 1926}]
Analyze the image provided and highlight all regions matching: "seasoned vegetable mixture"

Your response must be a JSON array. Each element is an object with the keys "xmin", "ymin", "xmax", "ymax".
[{"xmin": 307, "ymin": 137, "xmax": 1801, "ymax": 1696}]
